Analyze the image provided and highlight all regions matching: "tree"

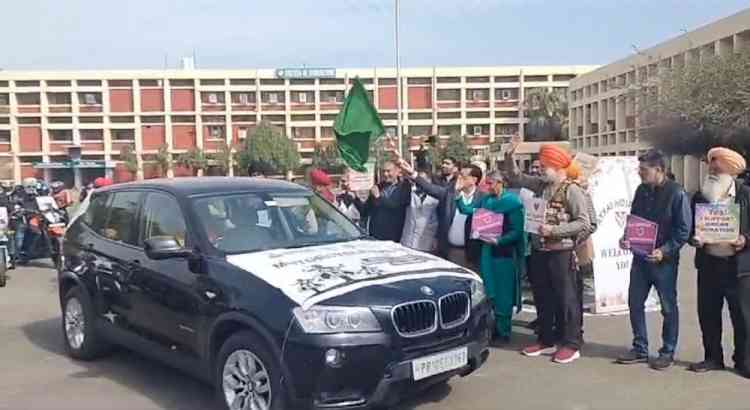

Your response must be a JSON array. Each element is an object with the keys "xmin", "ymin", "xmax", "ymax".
[
  {"xmin": 524, "ymin": 88, "xmax": 569, "ymax": 141},
  {"xmin": 311, "ymin": 142, "xmax": 344, "ymax": 174},
  {"xmin": 236, "ymin": 121, "xmax": 300, "ymax": 176},
  {"xmin": 155, "ymin": 145, "xmax": 171, "ymax": 177},
  {"xmin": 119, "ymin": 145, "xmax": 139, "ymax": 174},
  {"xmin": 209, "ymin": 141, "xmax": 235, "ymax": 176},
  {"xmin": 441, "ymin": 134, "xmax": 473, "ymax": 165},
  {"xmin": 637, "ymin": 50, "xmax": 750, "ymax": 158},
  {"xmin": 176, "ymin": 147, "xmax": 208, "ymax": 176}
]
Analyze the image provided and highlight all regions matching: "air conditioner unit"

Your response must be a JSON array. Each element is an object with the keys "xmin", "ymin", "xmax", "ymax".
[
  {"xmin": 472, "ymin": 90, "xmax": 482, "ymax": 101},
  {"xmin": 208, "ymin": 93, "xmax": 218, "ymax": 104},
  {"xmin": 84, "ymin": 94, "xmax": 97, "ymax": 105},
  {"xmin": 501, "ymin": 90, "xmax": 512, "ymax": 100},
  {"xmin": 298, "ymin": 93, "xmax": 307, "ymax": 104},
  {"xmin": 269, "ymin": 93, "xmax": 279, "ymax": 104},
  {"xmin": 211, "ymin": 126, "xmax": 222, "ymax": 138},
  {"xmin": 473, "ymin": 126, "xmax": 482, "ymax": 136},
  {"xmin": 238, "ymin": 128, "xmax": 248, "ymax": 140}
]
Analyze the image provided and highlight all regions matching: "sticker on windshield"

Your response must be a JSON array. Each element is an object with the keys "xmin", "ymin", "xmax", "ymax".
[{"xmin": 226, "ymin": 240, "xmax": 477, "ymax": 309}]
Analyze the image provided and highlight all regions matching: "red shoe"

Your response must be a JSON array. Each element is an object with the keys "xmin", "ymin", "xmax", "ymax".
[
  {"xmin": 553, "ymin": 347, "xmax": 581, "ymax": 364},
  {"xmin": 521, "ymin": 343, "xmax": 556, "ymax": 357}
]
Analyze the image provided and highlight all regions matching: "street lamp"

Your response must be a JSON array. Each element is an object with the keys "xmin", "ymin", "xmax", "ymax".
[{"xmin": 395, "ymin": 0, "xmax": 403, "ymax": 157}]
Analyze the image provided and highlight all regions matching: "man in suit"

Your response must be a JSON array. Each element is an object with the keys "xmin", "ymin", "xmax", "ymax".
[
  {"xmin": 362, "ymin": 161, "xmax": 411, "ymax": 242},
  {"xmin": 398, "ymin": 159, "xmax": 485, "ymax": 271}
]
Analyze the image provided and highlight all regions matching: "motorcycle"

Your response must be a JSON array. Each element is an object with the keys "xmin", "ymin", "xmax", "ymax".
[{"xmin": 18, "ymin": 195, "xmax": 67, "ymax": 270}]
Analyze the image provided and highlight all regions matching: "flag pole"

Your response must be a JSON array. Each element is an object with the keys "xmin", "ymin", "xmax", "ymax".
[{"xmin": 395, "ymin": 0, "xmax": 403, "ymax": 157}]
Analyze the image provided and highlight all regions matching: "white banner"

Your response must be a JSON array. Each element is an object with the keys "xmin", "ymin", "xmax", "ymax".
[
  {"xmin": 226, "ymin": 240, "xmax": 477, "ymax": 309},
  {"xmin": 588, "ymin": 157, "xmax": 641, "ymax": 314}
]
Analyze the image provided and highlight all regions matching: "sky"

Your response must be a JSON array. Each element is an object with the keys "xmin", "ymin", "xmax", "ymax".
[{"xmin": 1, "ymin": 0, "xmax": 749, "ymax": 70}]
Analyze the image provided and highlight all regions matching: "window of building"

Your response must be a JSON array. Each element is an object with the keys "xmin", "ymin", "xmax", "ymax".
[
  {"xmin": 172, "ymin": 115, "xmax": 195, "ymax": 123},
  {"xmin": 320, "ymin": 90, "xmax": 344, "ymax": 103},
  {"xmin": 467, "ymin": 89, "xmax": 489, "ymax": 100},
  {"xmin": 230, "ymin": 78, "xmax": 255, "ymax": 86},
  {"xmin": 79, "ymin": 92, "xmax": 102, "ymax": 105},
  {"xmin": 437, "ymin": 112, "xmax": 461, "ymax": 119},
  {"xmin": 552, "ymin": 74, "xmax": 576, "ymax": 82},
  {"xmin": 495, "ymin": 124, "xmax": 519, "ymax": 135},
  {"xmin": 49, "ymin": 129, "xmax": 73, "ymax": 142},
  {"xmin": 79, "ymin": 116, "xmax": 103, "ymax": 124},
  {"xmin": 200, "ymin": 79, "xmax": 225, "ymax": 86},
  {"xmin": 262, "ymin": 92, "xmax": 284, "ymax": 104},
  {"xmin": 46, "ymin": 80, "xmax": 71, "ymax": 87},
  {"xmin": 320, "ymin": 78, "xmax": 346, "ymax": 85},
  {"xmin": 289, "ymin": 79, "xmax": 314, "ymax": 85},
  {"xmin": 141, "ymin": 116, "xmax": 164, "ymax": 124},
  {"xmin": 0, "ymin": 117, "xmax": 8, "ymax": 124},
  {"xmin": 495, "ymin": 76, "xmax": 520, "ymax": 83},
  {"xmin": 0, "ymin": 94, "xmax": 8, "ymax": 105},
  {"xmin": 436, "ymin": 89, "xmax": 460, "ymax": 101},
  {"xmin": 466, "ymin": 76, "xmax": 490, "ymax": 83},
  {"xmin": 436, "ymin": 77, "xmax": 460, "ymax": 83},
  {"xmin": 380, "ymin": 113, "xmax": 397, "ymax": 120},
  {"xmin": 112, "ymin": 129, "xmax": 136, "ymax": 141},
  {"xmin": 48, "ymin": 116, "xmax": 73, "ymax": 124},
  {"xmin": 467, "ymin": 111, "xmax": 489, "ymax": 118},
  {"xmin": 77, "ymin": 80, "xmax": 102, "ymax": 87},
  {"xmin": 496, "ymin": 111, "xmax": 519, "ymax": 118},
  {"xmin": 408, "ymin": 126, "xmax": 431, "ymax": 136},
  {"xmin": 292, "ymin": 91, "xmax": 314, "ymax": 104},
  {"xmin": 108, "ymin": 80, "xmax": 132, "ymax": 87},
  {"xmin": 495, "ymin": 88, "xmax": 519, "ymax": 100},
  {"xmin": 0, "ymin": 130, "xmax": 10, "ymax": 143},
  {"xmin": 231, "ymin": 92, "xmax": 256, "ymax": 104},
  {"xmin": 15, "ymin": 80, "xmax": 40, "ymax": 87},
  {"xmin": 207, "ymin": 125, "xmax": 225, "ymax": 139},
  {"xmin": 80, "ymin": 129, "xmax": 104, "ymax": 141},
  {"xmin": 17, "ymin": 117, "xmax": 41, "ymax": 124},
  {"xmin": 203, "ymin": 92, "xmax": 225, "ymax": 104},
  {"xmin": 102, "ymin": 191, "xmax": 143, "ymax": 246},
  {"xmin": 378, "ymin": 78, "xmax": 396, "ymax": 86},
  {"xmin": 291, "ymin": 114, "xmax": 315, "ymax": 122},
  {"xmin": 292, "ymin": 127, "xmax": 315, "ymax": 139},
  {"xmin": 202, "ymin": 115, "xmax": 225, "ymax": 123},
  {"xmin": 169, "ymin": 79, "xmax": 194, "ymax": 87},
  {"xmin": 110, "ymin": 116, "xmax": 134, "ymax": 124},
  {"xmin": 0, "ymin": 81, "xmax": 7, "ymax": 88},
  {"xmin": 524, "ymin": 75, "xmax": 549, "ymax": 82},
  {"xmin": 407, "ymin": 77, "xmax": 431, "ymax": 85},
  {"xmin": 261, "ymin": 114, "xmax": 285, "ymax": 123},
  {"xmin": 409, "ymin": 112, "xmax": 432, "ymax": 120},
  {"xmin": 139, "ymin": 79, "xmax": 162, "ymax": 87},
  {"xmin": 351, "ymin": 78, "xmax": 373, "ymax": 85},
  {"xmin": 47, "ymin": 93, "xmax": 72, "ymax": 105},
  {"xmin": 232, "ymin": 115, "xmax": 255, "ymax": 123},
  {"xmin": 437, "ymin": 125, "xmax": 460, "ymax": 136},
  {"xmin": 16, "ymin": 93, "xmax": 40, "ymax": 105},
  {"xmin": 320, "ymin": 114, "xmax": 337, "ymax": 121}
]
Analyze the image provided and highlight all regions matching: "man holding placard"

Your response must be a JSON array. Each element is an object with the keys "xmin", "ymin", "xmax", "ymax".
[
  {"xmin": 617, "ymin": 150, "xmax": 691, "ymax": 370},
  {"xmin": 505, "ymin": 138, "xmax": 591, "ymax": 364},
  {"xmin": 688, "ymin": 147, "xmax": 748, "ymax": 376}
]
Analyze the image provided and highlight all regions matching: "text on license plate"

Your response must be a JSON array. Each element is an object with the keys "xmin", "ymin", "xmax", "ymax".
[{"xmin": 411, "ymin": 346, "xmax": 468, "ymax": 381}]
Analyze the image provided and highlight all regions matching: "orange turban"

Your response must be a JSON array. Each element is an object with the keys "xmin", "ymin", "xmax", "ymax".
[
  {"xmin": 708, "ymin": 147, "xmax": 746, "ymax": 176},
  {"xmin": 566, "ymin": 160, "xmax": 582, "ymax": 180},
  {"xmin": 539, "ymin": 144, "xmax": 572, "ymax": 170}
]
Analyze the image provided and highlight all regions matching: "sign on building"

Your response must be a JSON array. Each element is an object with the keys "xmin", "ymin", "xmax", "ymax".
[{"xmin": 275, "ymin": 68, "xmax": 337, "ymax": 79}]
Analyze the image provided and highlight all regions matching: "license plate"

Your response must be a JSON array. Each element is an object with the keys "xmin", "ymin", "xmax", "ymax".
[{"xmin": 411, "ymin": 346, "xmax": 468, "ymax": 381}]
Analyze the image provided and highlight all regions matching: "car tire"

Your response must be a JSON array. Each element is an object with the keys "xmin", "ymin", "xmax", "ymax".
[
  {"xmin": 61, "ymin": 286, "xmax": 110, "ymax": 360},
  {"xmin": 216, "ymin": 330, "xmax": 286, "ymax": 410}
]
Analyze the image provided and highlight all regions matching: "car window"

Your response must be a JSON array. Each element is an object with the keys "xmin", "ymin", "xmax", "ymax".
[
  {"xmin": 101, "ymin": 191, "xmax": 142, "ymax": 246},
  {"xmin": 141, "ymin": 192, "xmax": 187, "ymax": 247},
  {"xmin": 82, "ymin": 192, "xmax": 110, "ymax": 231}
]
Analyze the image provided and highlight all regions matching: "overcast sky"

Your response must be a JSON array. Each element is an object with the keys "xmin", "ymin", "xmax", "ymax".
[{"xmin": 2, "ymin": 0, "xmax": 749, "ymax": 70}]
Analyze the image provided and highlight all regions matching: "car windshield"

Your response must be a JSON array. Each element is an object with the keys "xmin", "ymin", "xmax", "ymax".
[{"xmin": 192, "ymin": 192, "xmax": 363, "ymax": 253}]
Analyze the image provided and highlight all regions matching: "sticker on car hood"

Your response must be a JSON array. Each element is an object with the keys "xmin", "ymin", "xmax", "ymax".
[{"xmin": 226, "ymin": 240, "xmax": 478, "ymax": 309}]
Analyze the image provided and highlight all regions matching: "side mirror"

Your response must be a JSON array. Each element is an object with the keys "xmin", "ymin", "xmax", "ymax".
[{"xmin": 144, "ymin": 236, "xmax": 193, "ymax": 260}]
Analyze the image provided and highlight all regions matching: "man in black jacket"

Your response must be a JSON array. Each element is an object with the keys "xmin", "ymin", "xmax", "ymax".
[
  {"xmin": 687, "ymin": 147, "xmax": 748, "ymax": 377},
  {"xmin": 362, "ymin": 161, "xmax": 411, "ymax": 242},
  {"xmin": 398, "ymin": 159, "xmax": 485, "ymax": 271}
]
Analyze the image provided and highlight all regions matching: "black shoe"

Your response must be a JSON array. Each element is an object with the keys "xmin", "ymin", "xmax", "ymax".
[
  {"xmin": 616, "ymin": 350, "xmax": 649, "ymax": 365},
  {"xmin": 688, "ymin": 361, "xmax": 725, "ymax": 373},
  {"xmin": 650, "ymin": 355, "xmax": 674, "ymax": 371}
]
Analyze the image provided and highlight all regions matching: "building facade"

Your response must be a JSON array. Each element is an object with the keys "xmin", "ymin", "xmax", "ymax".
[
  {"xmin": 568, "ymin": 8, "xmax": 750, "ymax": 192},
  {"xmin": 0, "ymin": 65, "xmax": 595, "ymax": 186}
]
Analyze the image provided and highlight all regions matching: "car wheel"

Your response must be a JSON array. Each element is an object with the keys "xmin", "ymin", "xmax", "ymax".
[
  {"xmin": 61, "ymin": 286, "xmax": 110, "ymax": 360},
  {"xmin": 216, "ymin": 331, "xmax": 286, "ymax": 410}
]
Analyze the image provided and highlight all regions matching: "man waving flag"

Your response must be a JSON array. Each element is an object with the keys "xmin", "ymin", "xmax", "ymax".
[{"xmin": 334, "ymin": 77, "xmax": 385, "ymax": 172}]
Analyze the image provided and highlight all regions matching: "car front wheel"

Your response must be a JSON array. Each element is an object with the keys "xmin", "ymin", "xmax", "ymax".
[
  {"xmin": 216, "ymin": 331, "xmax": 286, "ymax": 410},
  {"xmin": 62, "ymin": 286, "xmax": 110, "ymax": 360}
]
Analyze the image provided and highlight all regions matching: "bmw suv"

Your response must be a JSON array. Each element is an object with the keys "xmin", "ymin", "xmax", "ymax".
[{"xmin": 58, "ymin": 177, "xmax": 492, "ymax": 410}]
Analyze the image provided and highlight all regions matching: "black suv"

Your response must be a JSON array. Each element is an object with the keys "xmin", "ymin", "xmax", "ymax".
[{"xmin": 59, "ymin": 177, "xmax": 492, "ymax": 410}]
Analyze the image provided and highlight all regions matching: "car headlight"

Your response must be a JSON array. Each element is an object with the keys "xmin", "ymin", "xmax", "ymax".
[
  {"xmin": 470, "ymin": 280, "xmax": 486, "ymax": 309},
  {"xmin": 293, "ymin": 306, "xmax": 382, "ymax": 334}
]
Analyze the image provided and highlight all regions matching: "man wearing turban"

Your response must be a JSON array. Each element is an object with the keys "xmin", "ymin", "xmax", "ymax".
[
  {"xmin": 688, "ymin": 147, "xmax": 749, "ymax": 377},
  {"xmin": 504, "ymin": 139, "xmax": 591, "ymax": 364},
  {"xmin": 618, "ymin": 150, "xmax": 691, "ymax": 371},
  {"xmin": 309, "ymin": 168, "xmax": 335, "ymax": 204}
]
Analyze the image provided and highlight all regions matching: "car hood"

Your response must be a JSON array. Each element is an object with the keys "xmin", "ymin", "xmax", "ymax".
[{"xmin": 225, "ymin": 240, "xmax": 478, "ymax": 309}]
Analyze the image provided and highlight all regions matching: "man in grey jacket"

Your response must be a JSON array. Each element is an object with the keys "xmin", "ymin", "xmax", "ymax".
[{"xmin": 505, "ymin": 140, "xmax": 591, "ymax": 364}]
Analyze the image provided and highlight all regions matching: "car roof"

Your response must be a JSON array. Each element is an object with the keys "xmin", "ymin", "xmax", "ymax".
[{"xmin": 98, "ymin": 177, "xmax": 310, "ymax": 199}]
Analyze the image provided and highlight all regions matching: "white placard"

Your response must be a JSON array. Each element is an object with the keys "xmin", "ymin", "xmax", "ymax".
[
  {"xmin": 35, "ymin": 196, "xmax": 58, "ymax": 212},
  {"xmin": 348, "ymin": 169, "xmax": 374, "ymax": 192},
  {"xmin": 523, "ymin": 196, "xmax": 547, "ymax": 234},
  {"xmin": 0, "ymin": 207, "xmax": 7, "ymax": 230}
]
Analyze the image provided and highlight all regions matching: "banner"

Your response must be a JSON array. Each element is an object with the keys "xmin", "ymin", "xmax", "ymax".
[
  {"xmin": 523, "ymin": 196, "xmax": 546, "ymax": 234},
  {"xmin": 588, "ymin": 157, "xmax": 642, "ymax": 314},
  {"xmin": 471, "ymin": 209, "xmax": 504, "ymax": 241},
  {"xmin": 625, "ymin": 215, "xmax": 659, "ymax": 256}
]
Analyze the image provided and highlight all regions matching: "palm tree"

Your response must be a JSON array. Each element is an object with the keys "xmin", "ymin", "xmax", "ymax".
[{"xmin": 524, "ymin": 89, "xmax": 569, "ymax": 141}]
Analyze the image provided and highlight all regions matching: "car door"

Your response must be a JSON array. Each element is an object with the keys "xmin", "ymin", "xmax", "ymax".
[
  {"xmin": 127, "ymin": 191, "xmax": 206, "ymax": 357},
  {"xmin": 88, "ymin": 190, "xmax": 145, "ymax": 326}
]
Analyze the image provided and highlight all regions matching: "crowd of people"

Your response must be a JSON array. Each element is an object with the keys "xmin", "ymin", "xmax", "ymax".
[{"xmin": 305, "ymin": 142, "xmax": 750, "ymax": 376}]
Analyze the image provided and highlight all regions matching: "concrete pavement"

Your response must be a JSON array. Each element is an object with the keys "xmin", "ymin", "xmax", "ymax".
[{"xmin": 0, "ymin": 250, "xmax": 748, "ymax": 410}]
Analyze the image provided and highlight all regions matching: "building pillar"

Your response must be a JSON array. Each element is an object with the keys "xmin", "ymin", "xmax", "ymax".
[
  {"xmin": 132, "ymin": 79, "xmax": 144, "ymax": 180},
  {"xmin": 163, "ymin": 76, "xmax": 174, "ymax": 178}
]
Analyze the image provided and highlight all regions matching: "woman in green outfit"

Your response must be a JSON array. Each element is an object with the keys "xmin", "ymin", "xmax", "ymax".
[{"xmin": 456, "ymin": 170, "xmax": 526, "ymax": 342}]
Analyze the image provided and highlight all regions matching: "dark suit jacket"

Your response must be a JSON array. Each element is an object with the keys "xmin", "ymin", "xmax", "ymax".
[
  {"xmin": 362, "ymin": 179, "xmax": 412, "ymax": 242},
  {"xmin": 412, "ymin": 176, "xmax": 485, "ymax": 264}
]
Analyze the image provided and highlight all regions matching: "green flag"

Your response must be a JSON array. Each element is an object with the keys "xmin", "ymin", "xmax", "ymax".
[{"xmin": 334, "ymin": 77, "xmax": 385, "ymax": 172}]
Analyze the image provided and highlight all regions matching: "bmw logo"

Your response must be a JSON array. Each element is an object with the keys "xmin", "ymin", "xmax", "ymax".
[{"xmin": 420, "ymin": 286, "xmax": 434, "ymax": 296}]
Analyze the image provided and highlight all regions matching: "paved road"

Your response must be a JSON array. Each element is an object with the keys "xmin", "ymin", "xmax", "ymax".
[{"xmin": 1, "ymin": 250, "xmax": 748, "ymax": 410}]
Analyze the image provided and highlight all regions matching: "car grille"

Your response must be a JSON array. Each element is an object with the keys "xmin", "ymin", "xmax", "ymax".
[
  {"xmin": 439, "ymin": 292, "xmax": 470, "ymax": 329},
  {"xmin": 391, "ymin": 300, "xmax": 437, "ymax": 338}
]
